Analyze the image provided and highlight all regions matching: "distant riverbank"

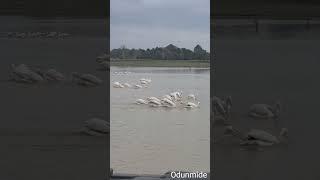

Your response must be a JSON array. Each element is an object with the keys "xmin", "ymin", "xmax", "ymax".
[{"xmin": 110, "ymin": 59, "xmax": 210, "ymax": 68}]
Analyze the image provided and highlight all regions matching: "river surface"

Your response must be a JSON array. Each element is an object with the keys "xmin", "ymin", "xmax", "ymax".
[{"xmin": 110, "ymin": 67, "xmax": 210, "ymax": 175}]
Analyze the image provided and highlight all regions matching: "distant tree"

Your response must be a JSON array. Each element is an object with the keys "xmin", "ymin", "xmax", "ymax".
[{"xmin": 110, "ymin": 44, "xmax": 210, "ymax": 60}]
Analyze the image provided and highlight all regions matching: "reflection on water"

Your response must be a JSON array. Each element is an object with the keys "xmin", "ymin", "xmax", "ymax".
[{"xmin": 110, "ymin": 67, "xmax": 210, "ymax": 174}]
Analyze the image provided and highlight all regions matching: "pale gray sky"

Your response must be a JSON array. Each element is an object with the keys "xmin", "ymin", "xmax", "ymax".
[{"xmin": 111, "ymin": 0, "xmax": 210, "ymax": 51}]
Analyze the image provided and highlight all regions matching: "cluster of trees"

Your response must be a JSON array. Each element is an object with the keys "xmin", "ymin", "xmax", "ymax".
[{"xmin": 110, "ymin": 44, "xmax": 209, "ymax": 60}]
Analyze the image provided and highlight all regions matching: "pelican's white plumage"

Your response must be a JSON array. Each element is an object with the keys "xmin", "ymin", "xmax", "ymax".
[
  {"xmin": 240, "ymin": 128, "xmax": 288, "ymax": 146},
  {"xmin": 123, "ymin": 83, "xmax": 131, "ymax": 88},
  {"xmin": 161, "ymin": 98, "xmax": 176, "ymax": 108},
  {"xmin": 163, "ymin": 95, "xmax": 173, "ymax": 101},
  {"xmin": 113, "ymin": 82, "xmax": 124, "ymax": 88},
  {"xmin": 82, "ymin": 118, "xmax": 109, "ymax": 136},
  {"xmin": 140, "ymin": 78, "xmax": 151, "ymax": 84},
  {"xmin": 213, "ymin": 96, "xmax": 232, "ymax": 117},
  {"xmin": 148, "ymin": 99, "xmax": 162, "ymax": 107},
  {"xmin": 11, "ymin": 64, "xmax": 44, "ymax": 83},
  {"xmin": 147, "ymin": 97, "xmax": 161, "ymax": 102},
  {"xmin": 133, "ymin": 84, "xmax": 143, "ymax": 89},
  {"xmin": 185, "ymin": 102, "xmax": 200, "ymax": 108},
  {"xmin": 140, "ymin": 80, "xmax": 148, "ymax": 85},
  {"xmin": 44, "ymin": 69, "xmax": 65, "ymax": 81},
  {"xmin": 72, "ymin": 72, "xmax": 103, "ymax": 86},
  {"xmin": 222, "ymin": 126, "xmax": 288, "ymax": 146},
  {"xmin": 170, "ymin": 92, "xmax": 181, "ymax": 101},
  {"xmin": 147, "ymin": 97, "xmax": 161, "ymax": 107},
  {"xmin": 171, "ymin": 91, "xmax": 182, "ymax": 99},
  {"xmin": 249, "ymin": 102, "xmax": 281, "ymax": 119},
  {"xmin": 245, "ymin": 129, "xmax": 280, "ymax": 144},
  {"xmin": 136, "ymin": 99, "xmax": 148, "ymax": 105}
]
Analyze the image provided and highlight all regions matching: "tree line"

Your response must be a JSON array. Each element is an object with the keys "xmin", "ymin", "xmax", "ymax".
[{"xmin": 110, "ymin": 44, "xmax": 210, "ymax": 60}]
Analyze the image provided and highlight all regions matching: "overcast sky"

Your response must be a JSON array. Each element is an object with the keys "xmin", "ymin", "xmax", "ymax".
[{"xmin": 111, "ymin": 0, "xmax": 210, "ymax": 51}]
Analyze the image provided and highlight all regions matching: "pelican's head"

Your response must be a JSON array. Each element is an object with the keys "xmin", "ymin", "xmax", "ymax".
[
  {"xmin": 225, "ymin": 96, "xmax": 232, "ymax": 114},
  {"xmin": 278, "ymin": 127, "xmax": 288, "ymax": 144},
  {"xmin": 223, "ymin": 125, "xmax": 234, "ymax": 135},
  {"xmin": 214, "ymin": 100, "xmax": 226, "ymax": 116},
  {"xmin": 273, "ymin": 101, "xmax": 282, "ymax": 118},
  {"xmin": 225, "ymin": 96, "xmax": 232, "ymax": 107},
  {"xmin": 279, "ymin": 128, "xmax": 288, "ymax": 138}
]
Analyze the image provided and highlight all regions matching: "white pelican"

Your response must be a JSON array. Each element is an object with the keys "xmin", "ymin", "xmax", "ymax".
[
  {"xmin": 133, "ymin": 84, "xmax": 143, "ymax": 89},
  {"xmin": 162, "ymin": 95, "xmax": 173, "ymax": 101},
  {"xmin": 187, "ymin": 94, "xmax": 196, "ymax": 101},
  {"xmin": 136, "ymin": 99, "xmax": 148, "ymax": 105},
  {"xmin": 123, "ymin": 83, "xmax": 131, "ymax": 88},
  {"xmin": 16, "ymin": 33, "xmax": 26, "ymax": 38},
  {"xmin": 140, "ymin": 78, "xmax": 151, "ymax": 83},
  {"xmin": 148, "ymin": 99, "xmax": 162, "ymax": 107},
  {"xmin": 185, "ymin": 102, "xmax": 200, "ymax": 108},
  {"xmin": 161, "ymin": 98, "xmax": 176, "ymax": 108},
  {"xmin": 11, "ymin": 64, "xmax": 44, "ymax": 83},
  {"xmin": 140, "ymin": 80, "xmax": 148, "ymax": 85},
  {"xmin": 170, "ymin": 92, "xmax": 182, "ymax": 101},
  {"xmin": 146, "ymin": 97, "xmax": 161, "ymax": 107},
  {"xmin": 248, "ymin": 101, "xmax": 281, "ymax": 119},
  {"xmin": 213, "ymin": 99, "xmax": 231, "ymax": 126},
  {"xmin": 71, "ymin": 72, "xmax": 103, "ymax": 86},
  {"xmin": 140, "ymin": 78, "xmax": 151, "ymax": 85},
  {"xmin": 57, "ymin": 32, "xmax": 70, "ymax": 38},
  {"xmin": 82, "ymin": 118, "xmax": 109, "ymax": 136},
  {"xmin": 147, "ymin": 97, "xmax": 161, "ymax": 102},
  {"xmin": 213, "ymin": 96, "xmax": 232, "ymax": 116},
  {"xmin": 223, "ymin": 126, "xmax": 288, "ymax": 146},
  {"xmin": 47, "ymin": 32, "xmax": 57, "ymax": 38},
  {"xmin": 44, "ymin": 69, "xmax": 65, "ymax": 81},
  {"xmin": 113, "ymin": 82, "xmax": 124, "ymax": 88},
  {"xmin": 280, "ymin": 128, "xmax": 288, "ymax": 138}
]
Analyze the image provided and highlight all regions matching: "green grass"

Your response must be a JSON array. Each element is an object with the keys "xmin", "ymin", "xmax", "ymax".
[{"xmin": 110, "ymin": 59, "xmax": 210, "ymax": 68}]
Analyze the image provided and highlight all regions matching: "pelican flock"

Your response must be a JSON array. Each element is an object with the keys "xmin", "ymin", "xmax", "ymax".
[
  {"xmin": 135, "ymin": 92, "xmax": 200, "ymax": 110},
  {"xmin": 111, "ymin": 78, "xmax": 151, "ymax": 89},
  {"xmin": 109, "ymin": 62, "xmax": 202, "ymax": 111},
  {"xmin": 8, "ymin": 54, "xmax": 109, "ymax": 138},
  {"xmin": 9, "ymin": 64, "xmax": 104, "ymax": 87},
  {"xmin": 11, "ymin": 64, "xmax": 44, "ymax": 83},
  {"xmin": 213, "ymin": 97, "xmax": 289, "ymax": 149}
]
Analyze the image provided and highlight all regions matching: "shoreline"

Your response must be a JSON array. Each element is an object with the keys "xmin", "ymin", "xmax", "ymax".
[
  {"xmin": 111, "ymin": 66, "xmax": 210, "ymax": 70},
  {"xmin": 110, "ymin": 59, "xmax": 210, "ymax": 68}
]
